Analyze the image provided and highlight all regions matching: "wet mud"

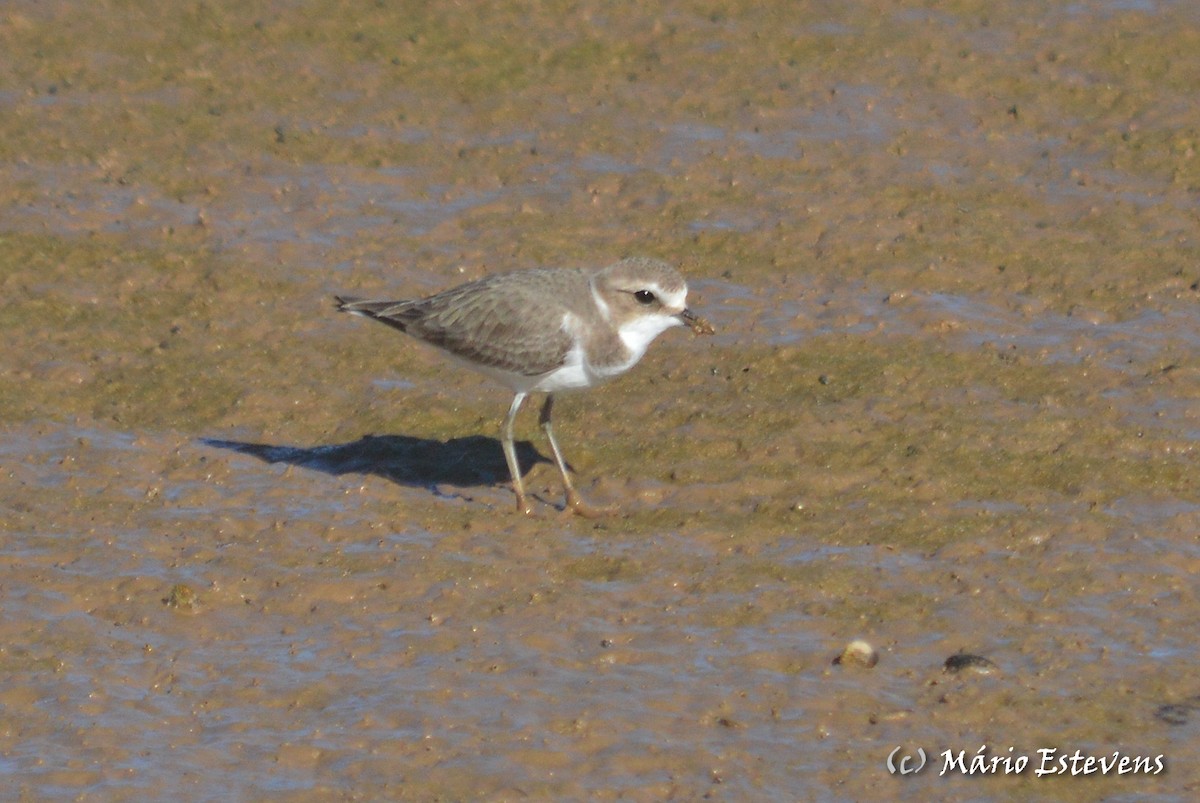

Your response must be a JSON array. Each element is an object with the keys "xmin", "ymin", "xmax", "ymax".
[{"xmin": 2, "ymin": 0, "xmax": 1199, "ymax": 798}]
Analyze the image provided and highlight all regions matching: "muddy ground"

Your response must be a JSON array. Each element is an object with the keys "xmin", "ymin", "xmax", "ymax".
[{"xmin": 2, "ymin": 0, "xmax": 1199, "ymax": 799}]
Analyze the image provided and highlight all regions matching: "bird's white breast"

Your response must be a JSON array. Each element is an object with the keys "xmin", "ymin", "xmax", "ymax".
[{"xmin": 533, "ymin": 338, "xmax": 592, "ymax": 392}]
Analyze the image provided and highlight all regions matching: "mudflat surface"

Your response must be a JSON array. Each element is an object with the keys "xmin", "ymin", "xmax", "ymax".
[{"xmin": 2, "ymin": 1, "xmax": 1199, "ymax": 799}]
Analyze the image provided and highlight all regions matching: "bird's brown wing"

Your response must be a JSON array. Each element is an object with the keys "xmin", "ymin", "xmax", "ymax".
[{"xmin": 336, "ymin": 270, "xmax": 582, "ymax": 376}]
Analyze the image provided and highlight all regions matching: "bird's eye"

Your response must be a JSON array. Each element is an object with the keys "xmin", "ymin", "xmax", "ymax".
[{"xmin": 634, "ymin": 290, "xmax": 656, "ymax": 305}]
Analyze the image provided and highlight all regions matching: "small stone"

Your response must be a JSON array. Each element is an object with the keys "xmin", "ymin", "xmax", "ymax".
[
  {"xmin": 834, "ymin": 639, "xmax": 878, "ymax": 668},
  {"xmin": 1154, "ymin": 695, "xmax": 1200, "ymax": 726},
  {"xmin": 943, "ymin": 652, "xmax": 998, "ymax": 676},
  {"xmin": 163, "ymin": 583, "xmax": 199, "ymax": 611}
]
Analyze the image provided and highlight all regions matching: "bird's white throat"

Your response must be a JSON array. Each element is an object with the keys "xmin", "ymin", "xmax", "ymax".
[{"xmin": 617, "ymin": 311, "xmax": 684, "ymax": 363}]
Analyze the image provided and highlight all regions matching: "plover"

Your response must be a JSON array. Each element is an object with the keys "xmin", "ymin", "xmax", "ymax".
[{"xmin": 335, "ymin": 257, "xmax": 714, "ymax": 516}]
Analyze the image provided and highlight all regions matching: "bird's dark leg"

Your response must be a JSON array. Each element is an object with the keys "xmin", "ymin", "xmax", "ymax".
[
  {"xmin": 502, "ymin": 393, "xmax": 534, "ymax": 515},
  {"xmin": 538, "ymin": 394, "xmax": 615, "ymax": 518}
]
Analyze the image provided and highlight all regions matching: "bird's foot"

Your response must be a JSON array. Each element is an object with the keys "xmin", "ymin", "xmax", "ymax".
[
  {"xmin": 513, "ymin": 490, "xmax": 536, "ymax": 517},
  {"xmin": 562, "ymin": 489, "xmax": 619, "ymax": 519}
]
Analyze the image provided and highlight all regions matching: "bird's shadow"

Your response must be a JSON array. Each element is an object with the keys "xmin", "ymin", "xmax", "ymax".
[{"xmin": 201, "ymin": 433, "xmax": 551, "ymax": 495}]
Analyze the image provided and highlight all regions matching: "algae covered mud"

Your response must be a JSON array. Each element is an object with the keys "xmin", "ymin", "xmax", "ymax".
[{"xmin": 2, "ymin": 0, "xmax": 1199, "ymax": 798}]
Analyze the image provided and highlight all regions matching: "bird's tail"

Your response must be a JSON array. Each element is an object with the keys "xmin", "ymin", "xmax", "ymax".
[{"xmin": 334, "ymin": 296, "xmax": 413, "ymax": 333}]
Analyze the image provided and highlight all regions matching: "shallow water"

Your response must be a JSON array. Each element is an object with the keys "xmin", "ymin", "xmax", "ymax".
[{"xmin": 3, "ymin": 0, "xmax": 1200, "ymax": 799}]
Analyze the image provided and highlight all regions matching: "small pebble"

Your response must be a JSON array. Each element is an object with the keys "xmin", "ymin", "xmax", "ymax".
[
  {"xmin": 1154, "ymin": 694, "xmax": 1200, "ymax": 726},
  {"xmin": 163, "ymin": 583, "xmax": 199, "ymax": 611},
  {"xmin": 834, "ymin": 639, "xmax": 879, "ymax": 668},
  {"xmin": 943, "ymin": 652, "xmax": 998, "ymax": 676}
]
